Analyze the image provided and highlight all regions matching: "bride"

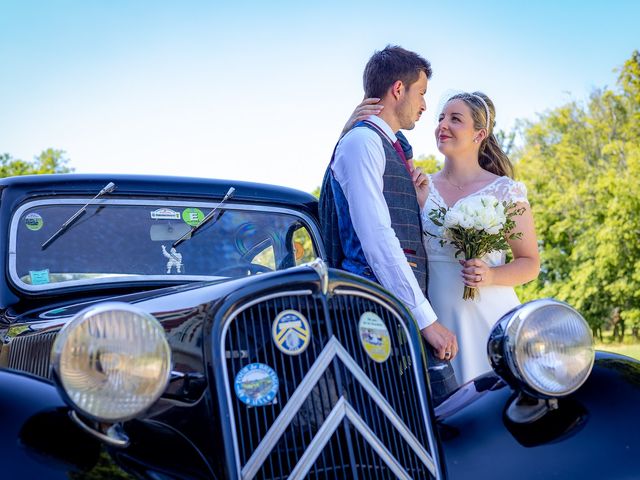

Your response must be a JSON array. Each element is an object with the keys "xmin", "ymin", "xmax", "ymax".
[{"xmin": 343, "ymin": 91, "xmax": 540, "ymax": 384}]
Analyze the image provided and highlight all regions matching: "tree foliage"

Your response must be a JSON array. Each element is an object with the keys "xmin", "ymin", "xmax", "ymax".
[
  {"xmin": 0, "ymin": 148, "xmax": 73, "ymax": 178},
  {"xmin": 413, "ymin": 154, "xmax": 440, "ymax": 174},
  {"xmin": 310, "ymin": 154, "xmax": 441, "ymax": 199},
  {"xmin": 515, "ymin": 50, "xmax": 640, "ymax": 340}
]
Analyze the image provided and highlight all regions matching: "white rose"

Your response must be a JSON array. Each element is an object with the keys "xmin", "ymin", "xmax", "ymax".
[
  {"xmin": 473, "ymin": 213, "xmax": 489, "ymax": 230},
  {"xmin": 476, "ymin": 208, "xmax": 495, "ymax": 230},
  {"xmin": 444, "ymin": 210, "xmax": 464, "ymax": 228},
  {"xmin": 448, "ymin": 195, "xmax": 507, "ymax": 232},
  {"xmin": 459, "ymin": 213, "xmax": 474, "ymax": 229},
  {"xmin": 453, "ymin": 195, "xmax": 505, "ymax": 232}
]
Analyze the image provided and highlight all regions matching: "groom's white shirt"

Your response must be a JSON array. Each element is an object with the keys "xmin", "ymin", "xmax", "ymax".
[{"xmin": 331, "ymin": 115, "xmax": 437, "ymax": 329}]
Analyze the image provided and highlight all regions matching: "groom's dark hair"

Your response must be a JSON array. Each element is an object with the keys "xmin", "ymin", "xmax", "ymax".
[{"xmin": 363, "ymin": 45, "xmax": 432, "ymax": 98}]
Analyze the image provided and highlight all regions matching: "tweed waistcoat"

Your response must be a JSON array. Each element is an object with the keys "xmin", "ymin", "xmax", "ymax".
[{"xmin": 318, "ymin": 121, "xmax": 429, "ymax": 296}]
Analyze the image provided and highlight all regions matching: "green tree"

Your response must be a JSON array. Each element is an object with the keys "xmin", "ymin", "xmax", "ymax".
[
  {"xmin": 413, "ymin": 153, "xmax": 440, "ymax": 174},
  {"xmin": 516, "ymin": 50, "xmax": 640, "ymax": 340},
  {"xmin": 0, "ymin": 148, "xmax": 73, "ymax": 178},
  {"xmin": 495, "ymin": 129, "xmax": 517, "ymax": 156},
  {"xmin": 311, "ymin": 153, "xmax": 441, "ymax": 198}
]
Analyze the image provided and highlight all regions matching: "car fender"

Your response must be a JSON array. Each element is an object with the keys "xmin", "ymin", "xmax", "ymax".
[
  {"xmin": 437, "ymin": 352, "xmax": 640, "ymax": 479},
  {"xmin": 0, "ymin": 368, "xmax": 217, "ymax": 479},
  {"xmin": 0, "ymin": 368, "xmax": 105, "ymax": 479}
]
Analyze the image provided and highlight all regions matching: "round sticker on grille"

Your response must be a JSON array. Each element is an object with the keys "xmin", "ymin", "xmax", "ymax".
[
  {"xmin": 359, "ymin": 312, "xmax": 391, "ymax": 363},
  {"xmin": 272, "ymin": 309, "xmax": 311, "ymax": 355},
  {"xmin": 234, "ymin": 363, "xmax": 279, "ymax": 407}
]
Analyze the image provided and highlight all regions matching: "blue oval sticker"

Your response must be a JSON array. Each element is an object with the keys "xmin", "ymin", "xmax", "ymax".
[{"xmin": 234, "ymin": 363, "xmax": 279, "ymax": 407}]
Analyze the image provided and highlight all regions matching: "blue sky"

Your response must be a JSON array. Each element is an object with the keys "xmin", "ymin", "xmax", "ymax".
[{"xmin": 1, "ymin": 1, "xmax": 638, "ymax": 192}]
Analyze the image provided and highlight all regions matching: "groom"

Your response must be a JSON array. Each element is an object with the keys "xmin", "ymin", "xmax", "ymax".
[{"xmin": 319, "ymin": 45, "xmax": 458, "ymax": 403}]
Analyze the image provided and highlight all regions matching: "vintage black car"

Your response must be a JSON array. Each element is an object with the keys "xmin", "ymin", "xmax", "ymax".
[{"xmin": 1, "ymin": 174, "xmax": 638, "ymax": 479}]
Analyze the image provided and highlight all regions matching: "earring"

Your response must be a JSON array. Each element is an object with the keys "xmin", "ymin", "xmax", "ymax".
[{"xmin": 474, "ymin": 139, "xmax": 479, "ymax": 143}]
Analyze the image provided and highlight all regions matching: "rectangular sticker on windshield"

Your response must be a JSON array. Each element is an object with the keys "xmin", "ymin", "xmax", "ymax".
[
  {"xmin": 151, "ymin": 208, "xmax": 180, "ymax": 220},
  {"xmin": 29, "ymin": 269, "xmax": 50, "ymax": 285}
]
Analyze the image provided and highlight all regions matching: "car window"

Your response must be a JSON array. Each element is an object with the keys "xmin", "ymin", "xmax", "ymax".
[
  {"xmin": 292, "ymin": 226, "xmax": 316, "ymax": 266},
  {"xmin": 250, "ymin": 243, "xmax": 276, "ymax": 270},
  {"xmin": 9, "ymin": 199, "xmax": 319, "ymax": 291}
]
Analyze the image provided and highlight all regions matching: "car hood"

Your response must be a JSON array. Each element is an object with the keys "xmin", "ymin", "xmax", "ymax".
[
  {"xmin": 7, "ymin": 278, "xmax": 237, "ymax": 324},
  {"xmin": 7, "ymin": 265, "xmax": 324, "ymax": 325}
]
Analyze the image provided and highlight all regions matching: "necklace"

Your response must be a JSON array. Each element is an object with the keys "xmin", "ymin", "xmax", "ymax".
[{"xmin": 444, "ymin": 171, "xmax": 464, "ymax": 191}]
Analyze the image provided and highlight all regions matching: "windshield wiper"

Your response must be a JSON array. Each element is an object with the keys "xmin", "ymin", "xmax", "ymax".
[
  {"xmin": 172, "ymin": 187, "xmax": 235, "ymax": 249},
  {"xmin": 41, "ymin": 182, "xmax": 116, "ymax": 250}
]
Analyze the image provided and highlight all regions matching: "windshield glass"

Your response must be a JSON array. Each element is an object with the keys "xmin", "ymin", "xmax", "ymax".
[{"xmin": 9, "ymin": 199, "xmax": 319, "ymax": 291}]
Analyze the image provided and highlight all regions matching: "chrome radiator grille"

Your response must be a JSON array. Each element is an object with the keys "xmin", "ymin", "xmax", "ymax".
[
  {"xmin": 7, "ymin": 331, "xmax": 57, "ymax": 379},
  {"xmin": 220, "ymin": 289, "xmax": 437, "ymax": 479}
]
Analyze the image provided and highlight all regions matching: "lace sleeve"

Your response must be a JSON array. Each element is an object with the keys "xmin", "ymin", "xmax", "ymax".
[
  {"xmin": 489, "ymin": 177, "xmax": 529, "ymax": 204},
  {"xmin": 508, "ymin": 180, "xmax": 529, "ymax": 204}
]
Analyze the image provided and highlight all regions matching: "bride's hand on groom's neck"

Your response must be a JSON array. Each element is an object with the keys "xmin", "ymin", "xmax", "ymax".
[{"xmin": 340, "ymin": 98, "xmax": 383, "ymax": 137}]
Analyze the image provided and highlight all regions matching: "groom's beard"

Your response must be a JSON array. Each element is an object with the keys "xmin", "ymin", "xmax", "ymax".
[{"xmin": 397, "ymin": 99, "xmax": 421, "ymax": 131}]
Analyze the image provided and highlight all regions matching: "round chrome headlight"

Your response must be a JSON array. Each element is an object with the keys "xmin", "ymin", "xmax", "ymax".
[
  {"xmin": 490, "ymin": 299, "xmax": 594, "ymax": 397},
  {"xmin": 51, "ymin": 303, "xmax": 172, "ymax": 422}
]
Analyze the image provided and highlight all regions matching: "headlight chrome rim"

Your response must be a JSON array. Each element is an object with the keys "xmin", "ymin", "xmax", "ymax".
[
  {"xmin": 51, "ymin": 302, "xmax": 172, "ymax": 422},
  {"xmin": 500, "ymin": 299, "xmax": 595, "ymax": 398}
]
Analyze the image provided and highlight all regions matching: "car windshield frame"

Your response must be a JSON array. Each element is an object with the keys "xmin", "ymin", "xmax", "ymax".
[{"xmin": 8, "ymin": 197, "xmax": 324, "ymax": 293}]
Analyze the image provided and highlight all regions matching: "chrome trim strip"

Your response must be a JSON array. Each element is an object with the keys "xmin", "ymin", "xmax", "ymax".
[
  {"xmin": 220, "ymin": 290, "xmax": 313, "ymax": 479},
  {"xmin": 241, "ymin": 336, "xmax": 435, "ymax": 479},
  {"xmin": 304, "ymin": 257, "xmax": 328, "ymax": 295},
  {"xmin": 11, "ymin": 274, "xmax": 226, "ymax": 293},
  {"xmin": 344, "ymin": 401, "xmax": 412, "ymax": 480},
  {"xmin": 69, "ymin": 410, "xmax": 129, "ymax": 448},
  {"xmin": 333, "ymin": 288, "xmax": 440, "ymax": 478},
  {"xmin": 287, "ymin": 396, "xmax": 348, "ymax": 480},
  {"xmin": 241, "ymin": 336, "xmax": 339, "ymax": 478},
  {"xmin": 9, "ymin": 198, "xmax": 325, "ymax": 292},
  {"xmin": 222, "ymin": 290, "xmax": 313, "ymax": 327},
  {"xmin": 288, "ymin": 397, "xmax": 412, "ymax": 480}
]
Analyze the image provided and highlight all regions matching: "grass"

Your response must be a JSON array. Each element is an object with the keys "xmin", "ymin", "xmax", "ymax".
[
  {"xmin": 595, "ymin": 342, "xmax": 640, "ymax": 361},
  {"xmin": 595, "ymin": 329, "xmax": 640, "ymax": 360}
]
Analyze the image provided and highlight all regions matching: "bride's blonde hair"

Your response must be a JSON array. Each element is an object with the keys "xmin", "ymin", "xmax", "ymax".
[{"xmin": 445, "ymin": 91, "xmax": 514, "ymax": 179}]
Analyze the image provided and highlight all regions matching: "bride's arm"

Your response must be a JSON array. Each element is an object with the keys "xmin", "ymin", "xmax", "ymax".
[{"xmin": 461, "ymin": 202, "xmax": 540, "ymax": 288}]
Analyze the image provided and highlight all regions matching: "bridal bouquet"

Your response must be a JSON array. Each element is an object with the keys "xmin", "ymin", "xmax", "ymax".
[{"xmin": 428, "ymin": 195, "xmax": 524, "ymax": 300}]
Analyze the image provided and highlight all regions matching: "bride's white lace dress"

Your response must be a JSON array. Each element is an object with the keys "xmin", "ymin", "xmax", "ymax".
[{"xmin": 421, "ymin": 174, "xmax": 529, "ymax": 384}]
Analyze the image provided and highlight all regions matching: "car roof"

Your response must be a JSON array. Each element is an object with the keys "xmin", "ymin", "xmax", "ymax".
[
  {"xmin": 0, "ymin": 174, "xmax": 321, "ymax": 309},
  {"xmin": 0, "ymin": 173, "xmax": 318, "ymax": 215}
]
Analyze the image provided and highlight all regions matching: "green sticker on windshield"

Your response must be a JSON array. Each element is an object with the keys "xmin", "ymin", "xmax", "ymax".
[
  {"xmin": 25, "ymin": 213, "xmax": 43, "ymax": 231},
  {"xmin": 29, "ymin": 269, "xmax": 50, "ymax": 285},
  {"xmin": 182, "ymin": 208, "xmax": 204, "ymax": 227}
]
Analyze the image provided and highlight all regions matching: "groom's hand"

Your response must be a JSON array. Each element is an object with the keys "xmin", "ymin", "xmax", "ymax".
[{"xmin": 421, "ymin": 321, "xmax": 458, "ymax": 361}]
